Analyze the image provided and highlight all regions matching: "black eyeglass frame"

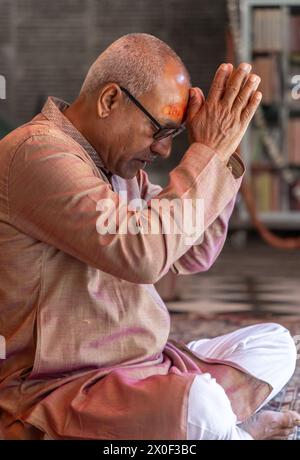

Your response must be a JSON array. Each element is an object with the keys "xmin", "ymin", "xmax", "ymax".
[{"xmin": 120, "ymin": 86, "xmax": 186, "ymax": 141}]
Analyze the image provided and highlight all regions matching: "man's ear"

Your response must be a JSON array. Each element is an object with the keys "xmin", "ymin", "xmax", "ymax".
[{"xmin": 97, "ymin": 84, "xmax": 122, "ymax": 118}]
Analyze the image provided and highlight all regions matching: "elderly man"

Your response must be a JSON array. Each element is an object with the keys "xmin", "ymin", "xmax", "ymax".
[{"xmin": 0, "ymin": 33, "xmax": 299, "ymax": 440}]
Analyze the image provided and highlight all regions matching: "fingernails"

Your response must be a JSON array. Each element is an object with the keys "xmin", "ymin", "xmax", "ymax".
[
  {"xmin": 249, "ymin": 75, "xmax": 258, "ymax": 83},
  {"xmin": 240, "ymin": 63, "xmax": 251, "ymax": 72},
  {"xmin": 221, "ymin": 64, "xmax": 228, "ymax": 71}
]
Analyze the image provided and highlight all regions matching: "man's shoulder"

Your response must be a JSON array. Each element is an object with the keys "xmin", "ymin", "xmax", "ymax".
[{"xmin": 0, "ymin": 114, "xmax": 82, "ymax": 155}]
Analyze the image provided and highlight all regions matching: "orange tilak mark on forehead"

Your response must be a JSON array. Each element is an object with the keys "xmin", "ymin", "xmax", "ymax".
[{"xmin": 162, "ymin": 104, "xmax": 185, "ymax": 121}]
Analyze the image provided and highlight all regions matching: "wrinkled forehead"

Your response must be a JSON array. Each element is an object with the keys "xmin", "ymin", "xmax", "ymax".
[{"xmin": 142, "ymin": 64, "xmax": 191, "ymax": 126}]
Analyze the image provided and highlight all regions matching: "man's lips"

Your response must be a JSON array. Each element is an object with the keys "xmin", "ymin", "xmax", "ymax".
[
  {"xmin": 133, "ymin": 154, "xmax": 158, "ymax": 169},
  {"xmin": 135, "ymin": 156, "xmax": 157, "ymax": 164}
]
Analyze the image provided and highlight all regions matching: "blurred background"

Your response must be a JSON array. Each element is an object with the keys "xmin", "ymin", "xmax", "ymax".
[
  {"xmin": 0, "ymin": 0, "xmax": 227, "ymax": 174},
  {"xmin": 0, "ymin": 0, "xmax": 300, "ymax": 317}
]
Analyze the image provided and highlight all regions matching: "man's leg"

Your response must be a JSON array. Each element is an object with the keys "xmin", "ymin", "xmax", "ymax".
[
  {"xmin": 185, "ymin": 322, "xmax": 298, "ymax": 440},
  {"xmin": 186, "ymin": 322, "xmax": 297, "ymax": 410},
  {"xmin": 187, "ymin": 372, "xmax": 253, "ymax": 439}
]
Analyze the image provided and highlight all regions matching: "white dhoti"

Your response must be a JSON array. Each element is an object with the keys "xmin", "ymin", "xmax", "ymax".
[{"xmin": 186, "ymin": 322, "xmax": 297, "ymax": 440}]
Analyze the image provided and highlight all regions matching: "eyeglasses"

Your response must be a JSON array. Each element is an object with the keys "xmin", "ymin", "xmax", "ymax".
[{"xmin": 120, "ymin": 86, "xmax": 186, "ymax": 141}]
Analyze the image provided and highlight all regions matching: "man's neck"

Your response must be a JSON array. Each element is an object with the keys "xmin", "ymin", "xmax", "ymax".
[
  {"xmin": 62, "ymin": 99, "xmax": 86, "ymax": 135},
  {"xmin": 62, "ymin": 97, "xmax": 110, "ymax": 175}
]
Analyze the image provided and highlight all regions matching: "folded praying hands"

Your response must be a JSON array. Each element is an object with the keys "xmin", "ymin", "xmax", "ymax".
[{"xmin": 187, "ymin": 62, "xmax": 261, "ymax": 164}]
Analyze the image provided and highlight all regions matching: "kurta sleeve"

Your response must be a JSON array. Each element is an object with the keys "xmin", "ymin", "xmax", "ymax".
[
  {"xmin": 8, "ymin": 134, "xmax": 241, "ymax": 285},
  {"xmin": 139, "ymin": 152, "xmax": 245, "ymax": 275}
]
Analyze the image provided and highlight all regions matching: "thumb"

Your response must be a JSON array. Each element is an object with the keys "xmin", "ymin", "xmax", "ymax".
[{"xmin": 187, "ymin": 87, "xmax": 205, "ymax": 122}]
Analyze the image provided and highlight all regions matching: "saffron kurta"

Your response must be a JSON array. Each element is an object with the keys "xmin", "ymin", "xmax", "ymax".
[{"xmin": 0, "ymin": 97, "xmax": 258, "ymax": 440}]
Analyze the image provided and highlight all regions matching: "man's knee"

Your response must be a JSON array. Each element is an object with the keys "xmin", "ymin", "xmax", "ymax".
[
  {"xmin": 261, "ymin": 322, "xmax": 297, "ymax": 378},
  {"xmin": 187, "ymin": 373, "xmax": 237, "ymax": 440},
  {"xmin": 275, "ymin": 323, "xmax": 297, "ymax": 376}
]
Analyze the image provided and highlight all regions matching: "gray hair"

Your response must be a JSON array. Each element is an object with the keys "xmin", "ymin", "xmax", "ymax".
[{"xmin": 80, "ymin": 33, "xmax": 190, "ymax": 100}]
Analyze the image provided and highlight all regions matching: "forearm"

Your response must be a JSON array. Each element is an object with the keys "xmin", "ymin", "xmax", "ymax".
[
  {"xmin": 170, "ymin": 193, "xmax": 237, "ymax": 274},
  {"xmin": 10, "ymin": 138, "xmax": 240, "ymax": 285},
  {"xmin": 170, "ymin": 152, "xmax": 244, "ymax": 275}
]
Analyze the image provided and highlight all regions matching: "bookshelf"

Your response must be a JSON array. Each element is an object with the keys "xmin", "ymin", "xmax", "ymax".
[{"xmin": 238, "ymin": 0, "xmax": 300, "ymax": 229}]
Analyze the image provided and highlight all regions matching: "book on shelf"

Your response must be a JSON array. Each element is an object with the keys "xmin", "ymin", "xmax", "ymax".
[
  {"xmin": 288, "ymin": 117, "xmax": 300, "ymax": 165},
  {"xmin": 290, "ymin": 53, "xmax": 300, "ymax": 69},
  {"xmin": 290, "ymin": 15, "xmax": 300, "ymax": 53},
  {"xmin": 288, "ymin": 17, "xmax": 300, "ymax": 104},
  {"xmin": 252, "ymin": 55, "xmax": 281, "ymax": 104},
  {"xmin": 251, "ymin": 169, "xmax": 281, "ymax": 212},
  {"xmin": 253, "ymin": 8, "xmax": 284, "ymax": 52},
  {"xmin": 290, "ymin": 181, "xmax": 300, "ymax": 211}
]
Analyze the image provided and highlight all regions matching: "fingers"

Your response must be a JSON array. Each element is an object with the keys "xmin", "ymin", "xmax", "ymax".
[
  {"xmin": 187, "ymin": 87, "xmax": 205, "ymax": 122},
  {"xmin": 232, "ymin": 73, "xmax": 261, "ymax": 114},
  {"xmin": 240, "ymin": 89, "xmax": 262, "ymax": 125},
  {"xmin": 206, "ymin": 63, "xmax": 232, "ymax": 105},
  {"xmin": 222, "ymin": 63, "xmax": 252, "ymax": 108},
  {"xmin": 225, "ymin": 63, "xmax": 234, "ymax": 88}
]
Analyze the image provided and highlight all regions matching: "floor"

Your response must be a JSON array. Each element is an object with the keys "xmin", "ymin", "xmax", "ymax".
[{"xmin": 166, "ymin": 234, "xmax": 300, "ymax": 316}]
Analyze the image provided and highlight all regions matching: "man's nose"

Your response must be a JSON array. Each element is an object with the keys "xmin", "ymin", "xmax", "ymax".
[{"xmin": 150, "ymin": 136, "xmax": 173, "ymax": 159}]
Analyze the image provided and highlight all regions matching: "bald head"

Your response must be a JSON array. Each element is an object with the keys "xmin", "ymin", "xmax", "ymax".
[
  {"xmin": 64, "ymin": 34, "xmax": 191, "ymax": 180},
  {"xmin": 80, "ymin": 33, "xmax": 191, "ymax": 99}
]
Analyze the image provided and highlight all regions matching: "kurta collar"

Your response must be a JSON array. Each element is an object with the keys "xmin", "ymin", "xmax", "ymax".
[{"xmin": 41, "ymin": 96, "xmax": 110, "ymax": 176}]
